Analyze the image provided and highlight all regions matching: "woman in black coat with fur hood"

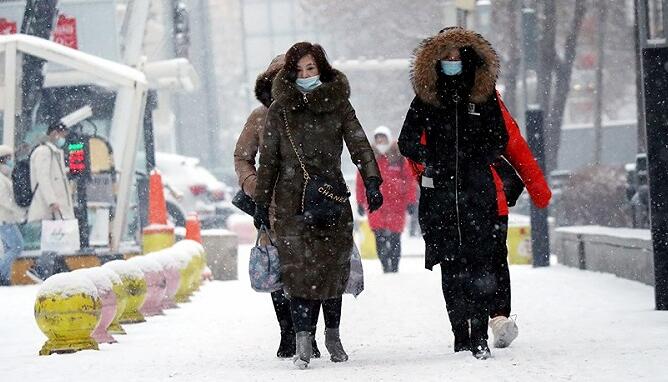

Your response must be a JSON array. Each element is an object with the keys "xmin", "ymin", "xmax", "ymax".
[{"xmin": 399, "ymin": 27, "xmax": 551, "ymax": 360}]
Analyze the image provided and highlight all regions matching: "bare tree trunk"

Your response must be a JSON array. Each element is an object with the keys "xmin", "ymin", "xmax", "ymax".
[
  {"xmin": 544, "ymin": 0, "xmax": 588, "ymax": 172},
  {"xmin": 593, "ymin": 2, "xmax": 607, "ymax": 165},
  {"xmin": 537, "ymin": 0, "xmax": 556, "ymax": 113},
  {"xmin": 503, "ymin": 0, "xmax": 521, "ymax": 115}
]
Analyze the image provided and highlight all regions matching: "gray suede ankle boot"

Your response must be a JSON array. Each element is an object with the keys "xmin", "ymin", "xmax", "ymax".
[
  {"xmin": 325, "ymin": 328, "xmax": 349, "ymax": 362},
  {"xmin": 293, "ymin": 331, "xmax": 313, "ymax": 369}
]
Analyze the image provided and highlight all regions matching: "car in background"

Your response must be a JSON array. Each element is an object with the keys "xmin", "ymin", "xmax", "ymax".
[{"xmin": 155, "ymin": 152, "xmax": 234, "ymax": 228}]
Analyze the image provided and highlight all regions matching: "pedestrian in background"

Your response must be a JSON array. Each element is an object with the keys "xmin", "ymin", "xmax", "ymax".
[
  {"xmin": 356, "ymin": 126, "xmax": 416, "ymax": 273},
  {"xmin": 26, "ymin": 123, "xmax": 74, "ymax": 282},
  {"xmin": 0, "ymin": 145, "xmax": 24, "ymax": 286}
]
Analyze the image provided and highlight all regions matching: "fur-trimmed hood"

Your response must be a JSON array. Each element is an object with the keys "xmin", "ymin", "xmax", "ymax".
[
  {"xmin": 255, "ymin": 55, "xmax": 285, "ymax": 108},
  {"xmin": 411, "ymin": 27, "xmax": 499, "ymax": 106},
  {"xmin": 271, "ymin": 68, "xmax": 351, "ymax": 114}
]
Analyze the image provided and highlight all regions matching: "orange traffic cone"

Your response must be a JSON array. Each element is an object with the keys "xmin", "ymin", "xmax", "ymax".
[
  {"xmin": 185, "ymin": 213, "xmax": 202, "ymax": 243},
  {"xmin": 142, "ymin": 170, "xmax": 175, "ymax": 254},
  {"xmin": 148, "ymin": 170, "xmax": 168, "ymax": 225}
]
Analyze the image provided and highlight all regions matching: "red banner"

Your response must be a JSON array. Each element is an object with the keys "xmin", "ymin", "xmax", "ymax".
[
  {"xmin": 0, "ymin": 18, "xmax": 17, "ymax": 35},
  {"xmin": 53, "ymin": 14, "xmax": 78, "ymax": 49}
]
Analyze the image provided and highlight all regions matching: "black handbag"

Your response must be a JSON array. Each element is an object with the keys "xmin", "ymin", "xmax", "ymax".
[{"xmin": 282, "ymin": 109, "xmax": 350, "ymax": 228}]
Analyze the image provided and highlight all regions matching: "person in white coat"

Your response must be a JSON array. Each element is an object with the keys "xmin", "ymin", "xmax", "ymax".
[
  {"xmin": 0, "ymin": 145, "xmax": 25, "ymax": 286},
  {"xmin": 25, "ymin": 124, "xmax": 75, "ymax": 282},
  {"xmin": 27, "ymin": 124, "xmax": 75, "ymax": 222}
]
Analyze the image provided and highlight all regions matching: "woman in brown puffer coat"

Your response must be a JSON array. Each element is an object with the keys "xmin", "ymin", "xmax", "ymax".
[
  {"xmin": 254, "ymin": 42, "xmax": 383, "ymax": 369},
  {"xmin": 234, "ymin": 55, "xmax": 324, "ymax": 359}
]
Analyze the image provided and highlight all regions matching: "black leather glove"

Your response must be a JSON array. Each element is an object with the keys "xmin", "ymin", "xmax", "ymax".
[
  {"xmin": 253, "ymin": 205, "xmax": 270, "ymax": 230},
  {"xmin": 365, "ymin": 177, "xmax": 384, "ymax": 213},
  {"xmin": 407, "ymin": 203, "xmax": 417, "ymax": 216},
  {"xmin": 357, "ymin": 204, "xmax": 366, "ymax": 216}
]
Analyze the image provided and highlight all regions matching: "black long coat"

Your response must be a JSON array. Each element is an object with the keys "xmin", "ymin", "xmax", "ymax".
[{"xmin": 399, "ymin": 28, "xmax": 509, "ymax": 270}]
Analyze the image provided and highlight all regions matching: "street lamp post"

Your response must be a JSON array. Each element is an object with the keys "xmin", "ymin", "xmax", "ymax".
[
  {"xmin": 636, "ymin": 0, "xmax": 668, "ymax": 310},
  {"xmin": 521, "ymin": 3, "xmax": 550, "ymax": 267}
]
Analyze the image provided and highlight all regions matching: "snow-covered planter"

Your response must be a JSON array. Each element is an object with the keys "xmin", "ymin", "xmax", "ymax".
[
  {"xmin": 173, "ymin": 240, "xmax": 204, "ymax": 293},
  {"xmin": 147, "ymin": 249, "xmax": 182, "ymax": 309},
  {"xmin": 34, "ymin": 272, "xmax": 102, "ymax": 355},
  {"xmin": 73, "ymin": 268, "xmax": 118, "ymax": 344},
  {"xmin": 128, "ymin": 256, "xmax": 167, "ymax": 317},
  {"xmin": 103, "ymin": 260, "xmax": 147, "ymax": 324},
  {"xmin": 97, "ymin": 266, "xmax": 128, "ymax": 335},
  {"xmin": 172, "ymin": 249, "xmax": 195, "ymax": 303}
]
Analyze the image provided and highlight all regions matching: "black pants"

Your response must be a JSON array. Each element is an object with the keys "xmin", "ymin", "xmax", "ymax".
[
  {"xmin": 440, "ymin": 255, "xmax": 495, "ymax": 342},
  {"xmin": 272, "ymin": 290, "xmax": 323, "ymax": 334},
  {"xmin": 374, "ymin": 229, "xmax": 401, "ymax": 273},
  {"xmin": 490, "ymin": 248, "xmax": 511, "ymax": 318},
  {"xmin": 289, "ymin": 297, "xmax": 342, "ymax": 333},
  {"xmin": 490, "ymin": 216, "xmax": 511, "ymax": 318}
]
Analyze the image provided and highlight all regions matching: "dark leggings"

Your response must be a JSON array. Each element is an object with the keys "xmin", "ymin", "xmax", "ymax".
[
  {"xmin": 290, "ymin": 297, "xmax": 342, "ymax": 333},
  {"xmin": 374, "ymin": 229, "xmax": 402, "ymax": 273},
  {"xmin": 440, "ymin": 256, "xmax": 495, "ymax": 340}
]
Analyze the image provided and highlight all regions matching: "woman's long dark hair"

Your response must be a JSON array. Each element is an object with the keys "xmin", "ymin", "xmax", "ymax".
[{"xmin": 284, "ymin": 42, "xmax": 335, "ymax": 83}]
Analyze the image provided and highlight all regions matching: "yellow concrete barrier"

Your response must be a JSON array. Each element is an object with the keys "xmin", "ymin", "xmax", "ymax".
[{"xmin": 35, "ymin": 273, "xmax": 101, "ymax": 355}]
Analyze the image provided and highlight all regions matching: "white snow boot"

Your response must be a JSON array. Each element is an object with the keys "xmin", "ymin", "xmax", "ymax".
[
  {"xmin": 293, "ymin": 331, "xmax": 312, "ymax": 369},
  {"xmin": 325, "ymin": 328, "xmax": 349, "ymax": 362},
  {"xmin": 489, "ymin": 316, "xmax": 519, "ymax": 348}
]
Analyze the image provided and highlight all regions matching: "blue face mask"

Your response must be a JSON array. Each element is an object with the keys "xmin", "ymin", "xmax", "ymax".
[
  {"xmin": 295, "ymin": 75, "xmax": 322, "ymax": 92},
  {"xmin": 440, "ymin": 60, "xmax": 463, "ymax": 76},
  {"xmin": 5, "ymin": 159, "xmax": 14, "ymax": 169},
  {"xmin": 56, "ymin": 137, "xmax": 67, "ymax": 148}
]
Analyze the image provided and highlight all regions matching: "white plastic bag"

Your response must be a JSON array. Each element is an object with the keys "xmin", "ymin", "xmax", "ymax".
[{"xmin": 40, "ymin": 219, "xmax": 80, "ymax": 253}]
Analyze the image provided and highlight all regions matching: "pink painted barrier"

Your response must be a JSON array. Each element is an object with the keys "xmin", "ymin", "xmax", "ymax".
[
  {"xmin": 147, "ymin": 250, "xmax": 181, "ymax": 309},
  {"xmin": 74, "ymin": 268, "xmax": 118, "ymax": 344},
  {"xmin": 128, "ymin": 256, "xmax": 166, "ymax": 317}
]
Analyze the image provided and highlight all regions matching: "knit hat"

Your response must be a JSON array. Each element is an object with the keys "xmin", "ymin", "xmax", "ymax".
[
  {"xmin": 373, "ymin": 125, "xmax": 393, "ymax": 141},
  {"xmin": 0, "ymin": 144, "xmax": 13, "ymax": 158}
]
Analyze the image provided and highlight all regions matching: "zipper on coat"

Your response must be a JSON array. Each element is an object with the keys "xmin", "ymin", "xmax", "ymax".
[{"xmin": 454, "ymin": 96, "xmax": 463, "ymax": 246}]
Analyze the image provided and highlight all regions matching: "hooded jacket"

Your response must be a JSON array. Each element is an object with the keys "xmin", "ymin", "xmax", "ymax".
[
  {"xmin": 233, "ymin": 55, "xmax": 285, "ymax": 197},
  {"xmin": 398, "ymin": 27, "xmax": 551, "ymax": 269},
  {"xmin": 254, "ymin": 67, "xmax": 380, "ymax": 299}
]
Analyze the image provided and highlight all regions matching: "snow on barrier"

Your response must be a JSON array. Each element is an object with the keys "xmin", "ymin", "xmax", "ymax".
[
  {"xmin": 127, "ymin": 256, "xmax": 167, "ymax": 317},
  {"xmin": 33, "ymin": 240, "xmax": 209, "ymax": 355},
  {"xmin": 146, "ymin": 248, "xmax": 182, "ymax": 309},
  {"xmin": 103, "ymin": 260, "xmax": 148, "ymax": 324},
  {"xmin": 72, "ymin": 268, "xmax": 118, "ymax": 344},
  {"xmin": 35, "ymin": 272, "xmax": 102, "ymax": 355}
]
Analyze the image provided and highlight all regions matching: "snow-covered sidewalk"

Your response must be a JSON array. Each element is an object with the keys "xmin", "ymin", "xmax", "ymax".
[{"xmin": 1, "ymin": 246, "xmax": 667, "ymax": 381}]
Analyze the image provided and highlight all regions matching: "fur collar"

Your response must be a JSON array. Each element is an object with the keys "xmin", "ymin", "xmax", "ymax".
[
  {"xmin": 254, "ymin": 55, "xmax": 285, "ymax": 108},
  {"xmin": 411, "ymin": 28, "xmax": 499, "ymax": 106},
  {"xmin": 271, "ymin": 68, "xmax": 351, "ymax": 113}
]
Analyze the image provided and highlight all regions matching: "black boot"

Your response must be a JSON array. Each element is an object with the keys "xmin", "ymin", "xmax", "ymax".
[
  {"xmin": 272, "ymin": 291, "xmax": 296, "ymax": 358},
  {"xmin": 452, "ymin": 321, "xmax": 470, "ymax": 353},
  {"xmin": 311, "ymin": 328, "xmax": 321, "ymax": 358},
  {"xmin": 277, "ymin": 330, "xmax": 296, "ymax": 358},
  {"xmin": 470, "ymin": 316, "xmax": 491, "ymax": 360}
]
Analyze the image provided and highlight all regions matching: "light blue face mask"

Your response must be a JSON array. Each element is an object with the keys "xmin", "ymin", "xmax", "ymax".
[
  {"xmin": 56, "ymin": 137, "xmax": 67, "ymax": 148},
  {"xmin": 295, "ymin": 75, "xmax": 322, "ymax": 92},
  {"xmin": 5, "ymin": 159, "xmax": 14, "ymax": 169},
  {"xmin": 440, "ymin": 60, "xmax": 463, "ymax": 76}
]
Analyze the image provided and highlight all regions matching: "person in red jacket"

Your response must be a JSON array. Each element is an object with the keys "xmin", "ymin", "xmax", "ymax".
[{"xmin": 356, "ymin": 126, "xmax": 417, "ymax": 273}]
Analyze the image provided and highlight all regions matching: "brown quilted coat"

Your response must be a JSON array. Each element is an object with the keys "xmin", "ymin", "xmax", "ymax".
[{"xmin": 255, "ymin": 68, "xmax": 381, "ymax": 299}]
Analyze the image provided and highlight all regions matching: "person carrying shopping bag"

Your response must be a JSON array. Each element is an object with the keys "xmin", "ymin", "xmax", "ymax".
[
  {"xmin": 254, "ymin": 41, "xmax": 382, "ymax": 369},
  {"xmin": 234, "ymin": 54, "xmax": 325, "ymax": 359},
  {"xmin": 26, "ymin": 123, "xmax": 77, "ymax": 282}
]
